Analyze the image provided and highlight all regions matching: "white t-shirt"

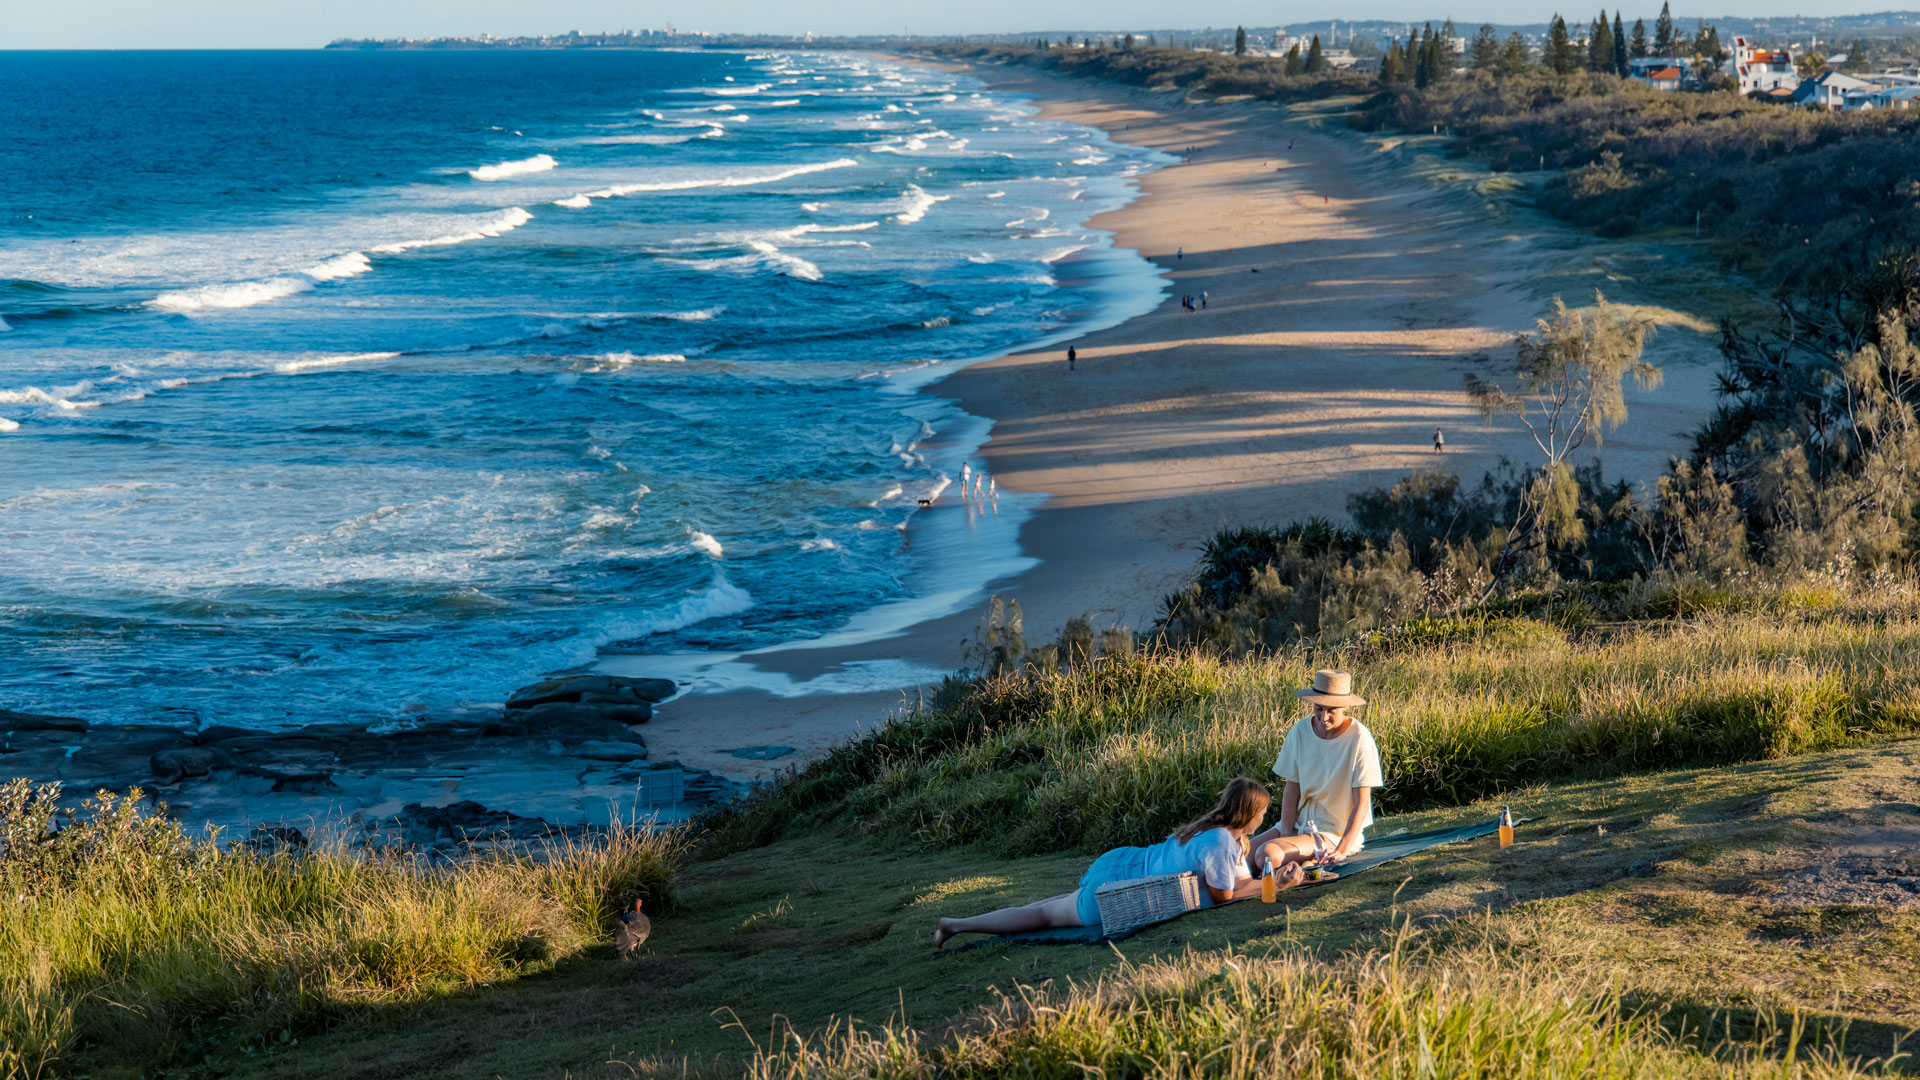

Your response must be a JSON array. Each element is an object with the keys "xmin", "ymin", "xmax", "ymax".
[
  {"xmin": 1142, "ymin": 827, "xmax": 1245, "ymax": 891},
  {"xmin": 1272, "ymin": 716, "xmax": 1385, "ymax": 841}
]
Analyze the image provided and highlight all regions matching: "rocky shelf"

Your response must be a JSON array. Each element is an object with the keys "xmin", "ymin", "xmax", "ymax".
[{"xmin": 0, "ymin": 674, "xmax": 744, "ymax": 852}]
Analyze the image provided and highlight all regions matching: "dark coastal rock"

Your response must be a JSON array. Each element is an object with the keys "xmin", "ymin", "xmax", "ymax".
[
  {"xmin": 505, "ymin": 674, "xmax": 675, "ymax": 711},
  {"xmin": 0, "ymin": 710, "xmax": 90, "ymax": 733},
  {"xmin": 507, "ymin": 700, "xmax": 652, "ymax": 728},
  {"xmin": 380, "ymin": 800, "xmax": 554, "ymax": 848},
  {"xmin": 572, "ymin": 740, "xmax": 648, "ymax": 763},
  {"xmin": 152, "ymin": 746, "xmax": 227, "ymax": 784},
  {"xmin": 243, "ymin": 824, "xmax": 310, "ymax": 855},
  {"xmin": 1, "ymin": 670, "xmax": 744, "ymax": 855}
]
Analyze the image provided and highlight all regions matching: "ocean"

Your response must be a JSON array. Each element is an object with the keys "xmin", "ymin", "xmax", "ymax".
[{"xmin": 0, "ymin": 48, "xmax": 1166, "ymax": 729}]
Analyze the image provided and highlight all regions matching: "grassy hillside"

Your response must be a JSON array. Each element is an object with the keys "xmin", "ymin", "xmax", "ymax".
[
  {"xmin": 226, "ymin": 726, "xmax": 1920, "ymax": 1078},
  {"xmin": 15, "ymin": 592, "xmax": 1920, "ymax": 1078}
]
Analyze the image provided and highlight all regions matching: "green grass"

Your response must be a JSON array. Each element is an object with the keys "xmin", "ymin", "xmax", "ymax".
[{"xmin": 207, "ymin": 737, "xmax": 1920, "ymax": 1079}]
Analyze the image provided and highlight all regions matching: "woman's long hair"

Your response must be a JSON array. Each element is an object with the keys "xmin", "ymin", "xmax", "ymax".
[{"xmin": 1172, "ymin": 777, "xmax": 1270, "ymax": 853}]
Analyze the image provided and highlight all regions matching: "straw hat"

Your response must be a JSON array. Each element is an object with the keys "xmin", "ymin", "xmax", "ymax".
[{"xmin": 1295, "ymin": 669, "xmax": 1366, "ymax": 708}]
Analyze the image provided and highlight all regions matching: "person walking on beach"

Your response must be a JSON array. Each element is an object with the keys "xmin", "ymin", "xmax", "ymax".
[
  {"xmin": 1433, "ymin": 427, "xmax": 1445, "ymax": 454},
  {"xmin": 961, "ymin": 462, "xmax": 972, "ymax": 498},
  {"xmin": 1176, "ymin": 247, "xmax": 1183, "ymax": 260},
  {"xmin": 1067, "ymin": 346, "xmax": 1077, "ymax": 371},
  {"xmin": 1201, "ymin": 291, "xmax": 1208, "ymax": 309}
]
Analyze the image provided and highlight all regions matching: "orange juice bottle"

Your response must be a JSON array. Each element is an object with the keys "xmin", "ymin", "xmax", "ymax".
[
  {"xmin": 1498, "ymin": 805, "xmax": 1515, "ymax": 848},
  {"xmin": 1260, "ymin": 857, "xmax": 1278, "ymax": 903}
]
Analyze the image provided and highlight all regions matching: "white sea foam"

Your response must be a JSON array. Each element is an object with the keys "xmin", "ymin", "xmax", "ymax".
[
  {"xmin": 555, "ymin": 159, "xmax": 857, "ymax": 209},
  {"xmin": 0, "ymin": 417, "xmax": 17, "ymax": 432},
  {"xmin": 798, "ymin": 537, "xmax": 840, "ymax": 552},
  {"xmin": 149, "ymin": 276, "xmax": 314, "ymax": 312},
  {"xmin": 579, "ymin": 126, "xmax": 724, "ymax": 146},
  {"xmin": 553, "ymin": 194, "xmax": 593, "ymax": 209},
  {"xmin": 920, "ymin": 316, "xmax": 950, "ymax": 329},
  {"xmin": 594, "ymin": 351, "xmax": 688, "ymax": 367},
  {"xmin": 747, "ymin": 241, "xmax": 822, "ymax": 281},
  {"xmin": 370, "ymin": 207, "xmax": 533, "ymax": 254},
  {"xmin": 688, "ymin": 83, "xmax": 772, "ymax": 96},
  {"xmin": 892, "ymin": 184, "xmax": 949, "ymax": 225},
  {"xmin": 274, "ymin": 351, "xmax": 402, "ymax": 374},
  {"xmin": 791, "ymin": 221, "xmax": 879, "ymax": 235},
  {"xmin": 305, "ymin": 251, "xmax": 373, "ymax": 281},
  {"xmin": 689, "ymin": 531, "xmax": 724, "ymax": 558},
  {"xmin": 145, "ymin": 244, "xmax": 377, "ymax": 309},
  {"xmin": 468, "ymin": 154, "xmax": 557, "ymax": 181}
]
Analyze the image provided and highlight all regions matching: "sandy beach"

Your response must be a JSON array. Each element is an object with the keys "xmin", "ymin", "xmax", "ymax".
[{"xmin": 607, "ymin": 58, "xmax": 1731, "ymax": 782}]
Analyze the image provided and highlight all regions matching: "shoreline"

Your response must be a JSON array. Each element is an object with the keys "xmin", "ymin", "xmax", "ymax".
[
  {"xmin": 17, "ymin": 54, "xmax": 1742, "ymax": 830},
  {"xmin": 611, "ymin": 55, "xmax": 1735, "ymax": 784}
]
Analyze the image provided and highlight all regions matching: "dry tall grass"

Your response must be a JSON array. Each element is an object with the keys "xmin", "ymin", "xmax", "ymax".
[
  {"xmin": 707, "ymin": 584, "xmax": 1920, "ymax": 857},
  {"xmin": 738, "ymin": 916, "xmax": 1897, "ymax": 1079},
  {"xmin": 0, "ymin": 782, "xmax": 683, "ymax": 1079}
]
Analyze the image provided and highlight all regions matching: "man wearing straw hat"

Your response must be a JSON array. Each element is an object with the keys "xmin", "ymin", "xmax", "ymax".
[{"xmin": 1249, "ymin": 669, "xmax": 1384, "ymax": 872}]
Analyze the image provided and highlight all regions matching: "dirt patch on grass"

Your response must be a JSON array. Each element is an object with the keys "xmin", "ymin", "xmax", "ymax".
[{"xmin": 1771, "ymin": 855, "xmax": 1920, "ymax": 909}]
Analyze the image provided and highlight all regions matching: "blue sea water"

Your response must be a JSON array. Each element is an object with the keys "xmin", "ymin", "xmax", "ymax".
[{"xmin": 0, "ymin": 49, "xmax": 1166, "ymax": 729}]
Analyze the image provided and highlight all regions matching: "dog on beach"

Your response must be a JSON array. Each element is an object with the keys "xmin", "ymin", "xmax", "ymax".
[{"xmin": 917, "ymin": 498, "xmax": 933, "ymax": 507}]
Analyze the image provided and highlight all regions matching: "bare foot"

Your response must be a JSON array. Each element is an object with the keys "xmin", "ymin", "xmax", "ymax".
[{"xmin": 934, "ymin": 918, "xmax": 955, "ymax": 948}]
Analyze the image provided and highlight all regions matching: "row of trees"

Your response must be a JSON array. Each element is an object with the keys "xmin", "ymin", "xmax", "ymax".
[{"xmin": 1373, "ymin": 4, "xmax": 1729, "ymax": 89}]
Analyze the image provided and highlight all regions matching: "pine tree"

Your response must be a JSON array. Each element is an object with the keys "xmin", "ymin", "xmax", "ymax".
[
  {"xmin": 1435, "ymin": 19, "xmax": 1458, "ymax": 80},
  {"xmin": 1147, "ymin": 34, "xmax": 1157, "ymax": 47},
  {"xmin": 1612, "ymin": 12, "xmax": 1629, "ymax": 74},
  {"xmin": 1500, "ymin": 31, "xmax": 1531, "ymax": 76},
  {"xmin": 1588, "ymin": 11, "xmax": 1614, "ymax": 72},
  {"xmin": 1470, "ymin": 23, "xmax": 1500, "ymax": 71},
  {"xmin": 1379, "ymin": 39, "xmax": 1401, "ymax": 84},
  {"xmin": 1235, "ymin": 25, "xmax": 1248, "ymax": 55},
  {"xmin": 1123, "ymin": 32, "xmax": 1134, "ymax": 50},
  {"xmin": 1630, "ymin": 18, "xmax": 1648, "ymax": 57},
  {"xmin": 1413, "ymin": 23, "xmax": 1433, "ymax": 86},
  {"xmin": 1547, "ymin": 15, "xmax": 1578, "ymax": 74},
  {"xmin": 1654, "ymin": 1, "xmax": 1675, "ymax": 55},
  {"xmin": 1306, "ymin": 34, "xmax": 1328, "ymax": 73},
  {"xmin": 1285, "ymin": 41, "xmax": 1303, "ymax": 76}
]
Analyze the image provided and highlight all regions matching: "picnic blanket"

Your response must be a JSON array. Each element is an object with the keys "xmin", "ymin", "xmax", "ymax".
[{"xmin": 963, "ymin": 817, "xmax": 1508, "ymax": 948}]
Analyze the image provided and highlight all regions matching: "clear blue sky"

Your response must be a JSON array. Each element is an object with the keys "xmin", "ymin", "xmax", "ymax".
[{"xmin": 2, "ymin": 0, "xmax": 1886, "ymax": 48}]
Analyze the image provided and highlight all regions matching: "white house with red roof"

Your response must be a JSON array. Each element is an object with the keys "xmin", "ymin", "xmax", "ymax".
[{"xmin": 1731, "ymin": 36, "xmax": 1796, "ymax": 94}]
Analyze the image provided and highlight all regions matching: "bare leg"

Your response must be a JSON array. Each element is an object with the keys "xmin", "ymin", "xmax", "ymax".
[
  {"xmin": 936, "ymin": 891, "xmax": 1084, "ymax": 948},
  {"xmin": 1251, "ymin": 835, "xmax": 1323, "ymax": 875}
]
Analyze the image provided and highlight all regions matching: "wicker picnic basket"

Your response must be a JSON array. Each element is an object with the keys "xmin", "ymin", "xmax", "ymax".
[{"xmin": 1094, "ymin": 871, "xmax": 1204, "ymax": 937}]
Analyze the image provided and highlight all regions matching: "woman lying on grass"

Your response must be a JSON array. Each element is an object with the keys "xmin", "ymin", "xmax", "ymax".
[{"xmin": 933, "ymin": 777, "xmax": 1305, "ymax": 947}]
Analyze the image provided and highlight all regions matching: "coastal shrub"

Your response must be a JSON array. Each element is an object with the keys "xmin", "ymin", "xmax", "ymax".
[
  {"xmin": 740, "ymin": 921, "xmax": 1881, "ymax": 1079},
  {"xmin": 695, "ymin": 649, "xmax": 1224, "ymax": 857},
  {"xmin": 700, "ymin": 591, "xmax": 1920, "ymax": 857},
  {"xmin": 1352, "ymin": 70, "xmax": 1920, "ymax": 292},
  {"xmin": 927, "ymin": 43, "xmax": 1370, "ymax": 105},
  {"xmin": 0, "ymin": 785, "xmax": 684, "ymax": 1078}
]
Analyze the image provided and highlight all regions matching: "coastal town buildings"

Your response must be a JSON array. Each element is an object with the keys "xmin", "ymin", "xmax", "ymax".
[
  {"xmin": 1791, "ymin": 69, "xmax": 1875, "ymax": 108},
  {"xmin": 1731, "ymin": 36, "xmax": 1797, "ymax": 94}
]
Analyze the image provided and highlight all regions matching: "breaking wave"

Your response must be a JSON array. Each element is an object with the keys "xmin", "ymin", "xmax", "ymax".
[{"xmin": 468, "ymin": 153, "xmax": 557, "ymax": 181}]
